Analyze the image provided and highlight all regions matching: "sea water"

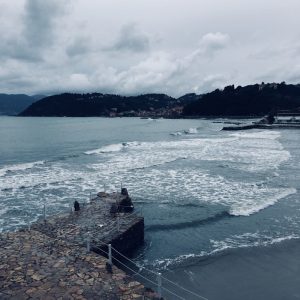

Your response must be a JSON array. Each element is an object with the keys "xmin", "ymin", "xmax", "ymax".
[{"xmin": 0, "ymin": 116, "xmax": 299, "ymax": 299}]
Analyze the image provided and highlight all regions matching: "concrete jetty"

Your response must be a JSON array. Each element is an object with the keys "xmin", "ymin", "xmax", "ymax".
[{"xmin": 0, "ymin": 191, "xmax": 158, "ymax": 300}]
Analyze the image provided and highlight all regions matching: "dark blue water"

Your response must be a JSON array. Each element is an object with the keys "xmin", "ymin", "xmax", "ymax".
[{"xmin": 0, "ymin": 116, "xmax": 299, "ymax": 299}]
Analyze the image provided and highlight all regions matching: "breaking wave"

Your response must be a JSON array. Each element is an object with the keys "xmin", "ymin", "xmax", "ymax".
[
  {"xmin": 0, "ymin": 161, "xmax": 45, "ymax": 177},
  {"xmin": 229, "ymin": 188, "xmax": 297, "ymax": 216},
  {"xmin": 84, "ymin": 141, "xmax": 140, "ymax": 154},
  {"xmin": 151, "ymin": 233, "xmax": 299, "ymax": 270},
  {"xmin": 229, "ymin": 130, "xmax": 282, "ymax": 140},
  {"xmin": 146, "ymin": 211, "xmax": 231, "ymax": 232},
  {"xmin": 184, "ymin": 128, "xmax": 198, "ymax": 134}
]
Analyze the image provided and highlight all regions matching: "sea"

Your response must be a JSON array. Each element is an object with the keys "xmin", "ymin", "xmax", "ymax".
[{"xmin": 0, "ymin": 116, "xmax": 299, "ymax": 299}]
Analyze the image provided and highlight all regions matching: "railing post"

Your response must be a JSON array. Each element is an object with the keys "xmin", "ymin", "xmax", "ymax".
[
  {"xmin": 157, "ymin": 272, "xmax": 162, "ymax": 298},
  {"xmin": 117, "ymin": 215, "xmax": 120, "ymax": 232},
  {"xmin": 86, "ymin": 232, "xmax": 91, "ymax": 252},
  {"xmin": 28, "ymin": 221, "xmax": 31, "ymax": 231},
  {"xmin": 108, "ymin": 244, "xmax": 112, "ymax": 266},
  {"xmin": 43, "ymin": 204, "xmax": 46, "ymax": 222}
]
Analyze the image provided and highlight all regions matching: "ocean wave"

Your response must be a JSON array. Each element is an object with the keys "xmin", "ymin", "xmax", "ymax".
[
  {"xmin": 146, "ymin": 211, "xmax": 231, "ymax": 232},
  {"xmin": 229, "ymin": 130, "xmax": 281, "ymax": 140},
  {"xmin": 123, "ymin": 168, "xmax": 297, "ymax": 218},
  {"xmin": 55, "ymin": 154, "xmax": 80, "ymax": 161},
  {"xmin": 229, "ymin": 187, "xmax": 297, "ymax": 216},
  {"xmin": 170, "ymin": 131, "xmax": 182, "ymax": 136},
  {"xmin": 184, "ymin": 128, "xmax": 198, "ymax": 134},
  {"xmin": 150, "ymin": 233, "xmax": 299, "ymax": 270},
  {"xmin": 0, "ymin": 160, "xmax": 45, "ymax": 177},
  {"xmin": 0, "ymin": 164, "xmax": 84, "ymax": 191},
  {"xmin": 128, "ymin": 156, "xmax": 188, "ymax": 171},
  {"xmin": 84, "ymin": 141, "xmax": 140, "ymax": 155}
]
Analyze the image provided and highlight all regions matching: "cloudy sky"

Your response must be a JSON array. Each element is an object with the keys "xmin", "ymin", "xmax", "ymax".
[{"xmin": 1, "ymin": 0, "xmax": 300, "ymax": 97}]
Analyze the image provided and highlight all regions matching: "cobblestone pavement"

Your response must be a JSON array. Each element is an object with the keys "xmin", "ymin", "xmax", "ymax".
[
  {"xmin": 31, "ymin": 194, "xmax": 143, "ymax": 248},
  {"xmin": 0, "ymin": 230, "xmax": 159, "ymax": 300}
]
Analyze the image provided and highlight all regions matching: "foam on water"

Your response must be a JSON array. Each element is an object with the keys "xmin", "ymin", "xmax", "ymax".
[
  {"xmin": 85, "ymin": 141, "xmax": 140, "ymax": 155},
  {"xmin": 84, "ymin": 130, "xmax": 289, "ymax": 173},
  {"xmin": 0, "ymin": 161, "xmax": 45, "ymax": 177},
  {"xmin": 150, "ymin": 232, "xmax": 299, "ymax": 270},
  {"xmin": 118, "ymin": 168, "xmax": 295, "ymax": 217},
  {"xmin": 84, "ymin": 143, "xmax": 124, "ymax": 154},
  {"xmin": 184, "ymin": 128, "xmax": 198, "ymax": 134},
  {"xmin": 0, "ymin": 128, "xmax": 295, "ymax": 233},
  {"xmin": 229, "ymin": 130, "xmax": 282, "ymax": 140},
  {"xmin": 229, "ymin": 187, "xmax": 297, "ymax": 216},
  {"xmin": 170, "ymin": 131, "xmax": 183, "ymax": 136}
]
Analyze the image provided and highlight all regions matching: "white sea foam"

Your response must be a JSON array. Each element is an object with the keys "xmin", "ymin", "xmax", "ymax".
[
  {"xmin": 170, "ymin": 131, "xmax": 182, "ymax": 136},
  {"xmin": 0, "ymin": 128, "xmax": 295, "ymax": 231},
  {"xmin": 151, "ymin": 233, "xmax": 299, "ymax": 270},
  {"xmin": 229, "ymin": 130, "xmax": 281, "ymax": 140},
  {"xmin": 210, "ymin": 232, "xmax": 299, "ymax": 252},
  {"xmin": 0, "ymin": 161, "xmax": 45, "ymax": 177},
  {"xmin": 85, "ymin": 131, "xmax": 289, "ymax": 173},
  {"xmin": 85, "ymin": 141, "xmax": 141, "ymax": 155},
  {"xmin": 108, "ymin": 167, "xmax": 296, "ymax": 217},
  {"xmin": 229, "ymin": 187, "xmax": 297, "ymax": 216},
  {"xmin": 184, "ymin": 128, "xmax": 198, "ymax": 134},
  {"xmin": 84, "ymin": 143, "xmax": 124, "ymax": 154}
]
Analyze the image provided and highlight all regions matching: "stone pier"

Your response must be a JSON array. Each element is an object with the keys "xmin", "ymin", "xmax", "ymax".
[
  {"xmin": 0, "ymin": 192, "xmax": 158, "ymax": 300},
  {"xmin": 31, "ymin": 192, "xmax": 144, "ymax": 257}
]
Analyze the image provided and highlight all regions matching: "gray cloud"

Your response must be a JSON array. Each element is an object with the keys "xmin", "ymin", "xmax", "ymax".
[
  {"xmin": 66, "ymin": 36, "xmax": 91, "ymax": 57},
  {"xmin": 0, "ymin": 0, "xmax": 300, "ymax": 96},
  {"xmin": 0, "ymin": 0, "xmax": 69, "ymax": 62},
  {"xmin": 106, "ymin": 23, "xmax": 150, "ymax": 53},
  {"xmin": 200, "ymin": 32, "xmax": 230, "ymax": 55},
  {"xmin": 23, "ymin": 0, "xmax": 67, "ymax": 48}
]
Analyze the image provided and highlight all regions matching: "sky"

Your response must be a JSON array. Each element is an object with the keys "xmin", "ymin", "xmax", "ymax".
[{"xmin": 0, "ymin": 0, "xmax": 300, "ymax": 97}]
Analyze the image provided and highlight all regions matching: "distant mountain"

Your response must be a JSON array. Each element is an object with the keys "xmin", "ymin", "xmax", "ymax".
[
  {"xmin": 0, "ymin": 94, "xmax": 44, "ymax": 116},
  {"xmin": 19, "ymin": 93, "xmax": 188, "ymax": 117},
  {"xmin": 183, "ymin": 83, "xmax": 300, "ymax": 117}
]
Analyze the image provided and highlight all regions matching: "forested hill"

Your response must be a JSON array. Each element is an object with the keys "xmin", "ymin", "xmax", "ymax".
[
  {"xmin": 183, "ymin": 83, "xmax": 300, "ymax": 116},
  {"xmin": 19, "ymin": 83, "xmax": 300, "ymax": 117},
  {"xmin": 19, "ymin": 93, "xmax": 188, "ymax": 117}
]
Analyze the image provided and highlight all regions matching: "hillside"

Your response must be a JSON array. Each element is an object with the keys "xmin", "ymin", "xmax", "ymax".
[
  {"xmin": 18, "ymin": 82, "xmax": 300, "ymax": 118},
  {"xmin": 19, "ymin": 93, "xmax": 187, "ymax": 117},
  {"xmin": 0, "ymin": 94, "xmax": 43, "ymax": 116},
  {"xmin": 183, "ymin": 82, "xmax": 300, "ymax": 117}
]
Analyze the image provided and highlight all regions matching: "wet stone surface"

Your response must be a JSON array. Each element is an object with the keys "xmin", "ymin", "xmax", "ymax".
[
  {"xmin": 30, "ymin": 193, "xmax": 143, "ymax": 248},
  {"xmin": 0, "ymin": 230, "xmax": 157, "ymax": 299},
  {"xmin": 0, "ymin": 194, "xmax": 157, "ymax": 299}
]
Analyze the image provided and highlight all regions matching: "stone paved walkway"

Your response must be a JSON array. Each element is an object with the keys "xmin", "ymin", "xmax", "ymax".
[
  {"xmin": 0, "ymin": 230, "xmax": 159, "ymax": 300},
  {"xmin": 31, "ymin": 193, "xmax": 143, "ymax": 250}
]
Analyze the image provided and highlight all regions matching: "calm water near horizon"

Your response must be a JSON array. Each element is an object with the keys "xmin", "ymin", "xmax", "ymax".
[{"xmin": 1, "ymin": 116, "xmax": 300, "ymax": 299}]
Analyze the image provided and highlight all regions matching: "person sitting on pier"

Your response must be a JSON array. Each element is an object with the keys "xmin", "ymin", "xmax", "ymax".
[
  {"xmin": 119, "ymin": 188, "xmax": 134, "ymax": 213},
  {"xmin": 74, "ymin": 200, "xmax": 80, "ymax": 212}
]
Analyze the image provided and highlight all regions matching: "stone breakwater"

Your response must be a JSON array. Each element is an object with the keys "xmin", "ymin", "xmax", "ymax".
[
  {"xmin": 31, "ymin": 192, "xmax": 144, "ymax": 257},
  {"xmin": 0, "ymin": 193, "xmax": 157, "ymax": 299}
]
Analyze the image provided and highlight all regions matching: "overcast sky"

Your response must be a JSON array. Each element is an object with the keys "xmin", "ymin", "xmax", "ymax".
[{"xmin": 1, "ymin": 0, "xmax": 300, "ymax": 97}]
